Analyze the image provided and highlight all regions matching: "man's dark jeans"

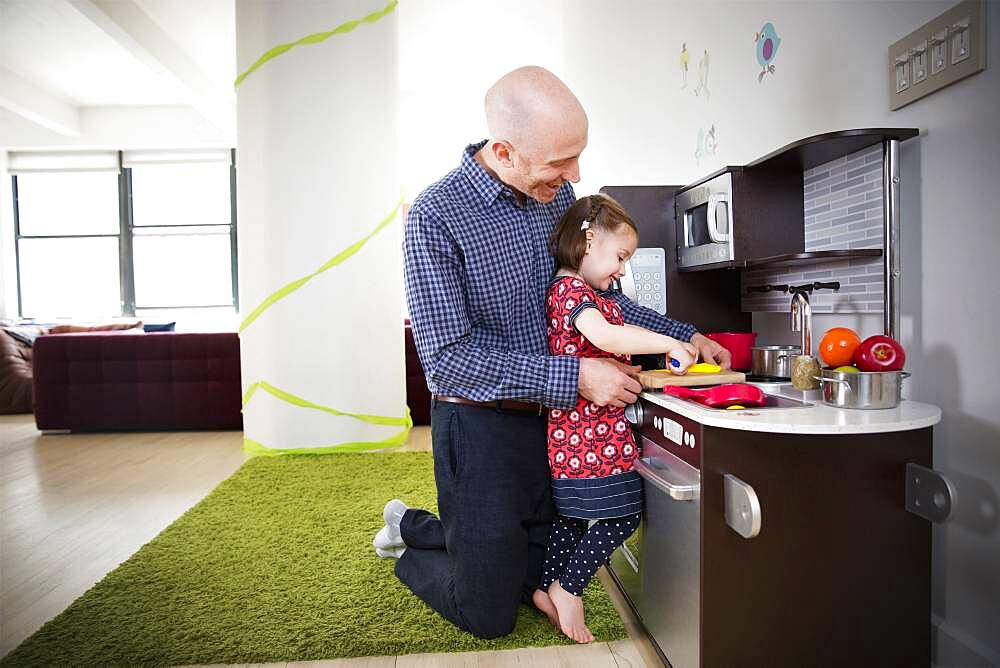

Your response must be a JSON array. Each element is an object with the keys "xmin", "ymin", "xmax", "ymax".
[{"xmin": 394, "ymin": 400, "xmax": 554, "ymax": 639}]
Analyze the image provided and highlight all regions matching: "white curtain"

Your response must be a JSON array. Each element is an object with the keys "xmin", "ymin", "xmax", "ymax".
[{"xmin": 235, "ymin": 1, "xmax": 405, "ymax": 452}]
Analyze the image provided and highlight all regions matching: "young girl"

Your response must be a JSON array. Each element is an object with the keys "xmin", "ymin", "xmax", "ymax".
[{"xmin": 533, "ymin": 193, "xmax": 698, "ymax": 644}]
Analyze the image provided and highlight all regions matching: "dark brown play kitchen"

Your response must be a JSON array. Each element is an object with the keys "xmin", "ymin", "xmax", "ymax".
[{"xmin": 601, "ymin": 129, "xmax": 949, "ymax": 667}]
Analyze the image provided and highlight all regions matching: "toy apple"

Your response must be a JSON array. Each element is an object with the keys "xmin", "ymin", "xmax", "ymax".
[{"xmin": 853, "ymin": 335, "xmax": 906, "ymax": 372}]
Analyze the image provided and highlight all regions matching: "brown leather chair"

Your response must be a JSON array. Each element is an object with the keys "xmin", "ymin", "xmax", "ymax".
[{"xmin": 0, "ymin": 331, "xmax": 34, "ymax": 414}]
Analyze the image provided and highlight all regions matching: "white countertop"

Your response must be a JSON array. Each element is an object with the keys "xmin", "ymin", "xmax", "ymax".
[{"xmin": 641, "ymin": 382, "xmax": 941, "ymax": 435}]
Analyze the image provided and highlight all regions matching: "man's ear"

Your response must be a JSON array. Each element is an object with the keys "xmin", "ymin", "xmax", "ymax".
[{"xmin": 491, "ymin": 140, "xmax": 514, "ymax": 168}]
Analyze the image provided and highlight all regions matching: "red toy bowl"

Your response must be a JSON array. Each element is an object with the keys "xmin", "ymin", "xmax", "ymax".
[{"xmin": 705, "ymin": 332, "xmax": 758, "ymax": 371}]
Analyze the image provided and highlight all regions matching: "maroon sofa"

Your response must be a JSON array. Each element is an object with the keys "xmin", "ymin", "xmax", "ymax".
[
  {"xmin": 32, "ymin": 332, "xmax": 242, "ymax": 432},
  {"xmin": 404, "ymin": 320, "xmax": 431, "ymax": 425}
]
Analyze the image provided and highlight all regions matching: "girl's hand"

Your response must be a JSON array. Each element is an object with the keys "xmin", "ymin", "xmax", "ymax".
[{"xmin": 667, "ymin": 345, "xmax": 697, "ymax": 374}]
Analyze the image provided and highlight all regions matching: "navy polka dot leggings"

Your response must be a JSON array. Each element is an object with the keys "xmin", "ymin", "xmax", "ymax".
[{"xmin": 539, "ymin": 513, "xmax": 641, "ymax": 597}]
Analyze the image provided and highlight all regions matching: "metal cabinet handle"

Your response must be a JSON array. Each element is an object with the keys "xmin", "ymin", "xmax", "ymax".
[
  {"xmin": 634, "ymin": 456, "xmax": 700, "ymax": 501},
  {"xmin": 905, "ymin": 463, "xmax": 955, "ymax": 523},
  {"xmin": 724, "ymin": 474, "xmax": 762, "ymax": 538}
]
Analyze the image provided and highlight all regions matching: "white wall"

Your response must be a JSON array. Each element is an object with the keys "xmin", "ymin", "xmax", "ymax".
[
  {"xmin": 400, "ymin": 2, "xmax": 999, "ymax": 664},
  {"xmin": 398, "ymin": 0, "xmax": 566, "ymax": 199},
  {"xmin": 0, "ymin": 106, "xmax": 234, "ymax": 150}
]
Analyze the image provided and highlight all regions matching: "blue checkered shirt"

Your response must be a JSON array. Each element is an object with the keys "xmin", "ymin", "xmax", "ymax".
[{"xmin": 404, "ymin": 140, "xmax": 698, "ymax": 409}]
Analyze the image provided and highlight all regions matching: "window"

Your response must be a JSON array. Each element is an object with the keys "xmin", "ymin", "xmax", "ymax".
[
  {"xmin": 130, "ymin": 160, "xmax": 236, "ymax": 311},
  {"xmin": 14, "ymin": 171, "xmax": 122, "ymax": 318},
  {"xmin": 10, "ymin": 150, "xmax": 237, "ymax": 323}
]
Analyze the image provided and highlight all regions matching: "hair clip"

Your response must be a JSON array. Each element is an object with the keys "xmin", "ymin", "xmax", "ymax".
[{"xmin": 580, "ymin": 220, "xmax": 591, "ymax": 231}]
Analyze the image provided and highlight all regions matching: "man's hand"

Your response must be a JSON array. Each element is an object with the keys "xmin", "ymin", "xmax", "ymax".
[
  {"xmin": 578, "ymin": 358, "xmax": 642, "ymax": 408},
  {"xmin": 690, "ymin": 332, "xmax": 732, "ymax": 369}
]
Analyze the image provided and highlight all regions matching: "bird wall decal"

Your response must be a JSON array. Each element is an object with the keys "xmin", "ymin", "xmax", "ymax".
[
  {"xmin": 680, "ymin": 42, "xmax": 690, "ymax": 89},
  {"xmin": 695, "ymin": 124, "xmax": 718, "ymax": 164},
  {"xmin": 755, "ymin": 22, "xmax": 781, "ymax": 82},
  {"xmin": 694, "ymin": 49, "xmax": 710, "ymax": 99}
]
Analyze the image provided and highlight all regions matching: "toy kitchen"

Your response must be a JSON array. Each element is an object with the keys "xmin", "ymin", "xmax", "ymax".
[{"xmin": 603, "ymin": 129, "xmax": 954, "ymax": 667}]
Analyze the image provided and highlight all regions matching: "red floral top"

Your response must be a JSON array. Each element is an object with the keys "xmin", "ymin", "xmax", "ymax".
[{"xmin": 546, "ymin": 276, "xmax": 639, "ymax": 480}]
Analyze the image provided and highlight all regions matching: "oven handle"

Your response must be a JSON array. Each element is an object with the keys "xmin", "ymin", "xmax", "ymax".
[{"xmin": 634, "ymin": 455, "xmax": 701, "ymax": 501}]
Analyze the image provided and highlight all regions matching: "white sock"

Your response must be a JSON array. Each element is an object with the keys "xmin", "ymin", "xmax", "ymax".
[
  {"xmin": 372, "ymin": 524, "xmax": 404, "ymax": 549},
  {"xmin": 375, "ymin": 545, "xmax": 406, "ymax": 559},
  {"xmin": 383, "ymin": 499, "xmax": 409, "ymax": 528}
]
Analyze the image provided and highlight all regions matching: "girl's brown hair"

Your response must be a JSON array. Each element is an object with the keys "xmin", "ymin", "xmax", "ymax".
[{"xmin": 548, "ymin": 194, "xmax": 638, "ymax": 271}]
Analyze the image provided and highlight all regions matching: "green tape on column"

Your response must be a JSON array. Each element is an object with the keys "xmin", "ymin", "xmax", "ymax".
[
  {"xmin": 242, "ymin": 380, "xmax": 412, "ymax": 456},
  {"xmin": 235, "ymin": 0, "xmax": 399, "ymax": 88},
  {"xmin": 239, "ymin": 198, "xmax": 402, "ymax": 333},
  {"xmin": 242, "ymin": 380, "xmax": 408, "ymax": 426},
  {"xmin": 242, "ymin": 424, "xmax": 409, "ymax": 456}
]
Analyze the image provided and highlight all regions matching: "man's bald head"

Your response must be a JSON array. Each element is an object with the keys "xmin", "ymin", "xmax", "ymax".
[
  {"xmin": 484, "ymin": 66, "xmax": 588, "ymax": 156},
  {"xmin": 476, "ymin": 66, "xmax": 587, "ymax": 204}
]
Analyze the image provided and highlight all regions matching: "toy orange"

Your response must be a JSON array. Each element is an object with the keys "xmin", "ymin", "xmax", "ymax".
[{"xmin": 818, "ymin": 327, "xmax": 861, "ymax": 367}]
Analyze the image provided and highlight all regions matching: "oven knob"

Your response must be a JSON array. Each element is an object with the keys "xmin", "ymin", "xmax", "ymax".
[{"xmin": 624, "ymin": 402, "xmax": 645, "ymax": 427}]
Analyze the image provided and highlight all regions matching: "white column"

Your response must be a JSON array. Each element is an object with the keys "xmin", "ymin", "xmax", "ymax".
[
  {"xmin": 0, "ymin": 150, "xmax": 15, "ymax": 319},
  {"xmin": 235, "ymin": 1, "xmax": 404, "ymax": 452}
]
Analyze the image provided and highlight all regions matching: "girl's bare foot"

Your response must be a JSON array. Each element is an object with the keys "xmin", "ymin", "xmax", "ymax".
[
  {"xmin": 532, "ymin": 588, "xmax": 560, "ymax": 628},
  {"xmin": 548, "ymin": 579, "xmax": 594, "ymax": 643}
]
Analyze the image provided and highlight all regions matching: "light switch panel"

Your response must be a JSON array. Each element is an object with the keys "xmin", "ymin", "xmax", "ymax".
[
  {"xmin": 930, "ymin": 29, "xmax": 948, "ymax": 75},
  {"xmin": 911, "ymin": 41, "xmax": 928, "ymax": 84},
  {"xmin": 950, "ymin": 20, "xmax": 970, "ymax": 64},
  {"xmin": 894, "ymin": 55, "xmax": 910, "ymax": 93},
  {"xmin": 889, "ymin": 0, "xmax": 986, "ymax": 111}
]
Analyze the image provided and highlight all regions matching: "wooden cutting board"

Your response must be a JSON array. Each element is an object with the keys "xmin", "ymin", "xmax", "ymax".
[{"xmin": 638, "ymin": 368, "xmax": 746, "ymax": 389}]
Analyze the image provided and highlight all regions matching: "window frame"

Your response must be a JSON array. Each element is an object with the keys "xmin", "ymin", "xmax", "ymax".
[{"xmin": 11, "ymin": 149, "xmax": 239, "ymax": 318}]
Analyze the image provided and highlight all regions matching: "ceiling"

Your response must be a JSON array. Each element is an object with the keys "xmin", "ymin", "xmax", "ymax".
[{"xmin": 0, "ymin": 0, "xmax": 235, "ymax": 143}]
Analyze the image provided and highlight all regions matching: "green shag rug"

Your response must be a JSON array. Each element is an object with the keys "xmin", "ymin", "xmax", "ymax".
[{"xmin": 2, "ymin": 453, "xmax": 626, "ymax": 666}]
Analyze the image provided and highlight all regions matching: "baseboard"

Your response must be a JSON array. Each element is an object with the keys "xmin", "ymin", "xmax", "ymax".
[{"xmin": 933, "ymin": 615, "xmax": 998, "ymax": 667}]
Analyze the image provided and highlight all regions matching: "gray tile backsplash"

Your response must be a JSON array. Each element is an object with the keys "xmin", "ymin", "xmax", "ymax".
[{"xmin": 742, "ymin": 144, "xmax": 884, "ymax": 314}]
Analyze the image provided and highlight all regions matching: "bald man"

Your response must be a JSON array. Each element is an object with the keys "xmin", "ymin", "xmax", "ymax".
[{"xmin": 377, "ymin": 66, "xmax": 726, "ymax": 640}]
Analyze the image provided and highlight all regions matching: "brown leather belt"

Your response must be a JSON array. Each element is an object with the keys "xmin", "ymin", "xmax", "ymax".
[{"xmin": 433, "ymin": 395, "xmax": 546, "ymax": 416}]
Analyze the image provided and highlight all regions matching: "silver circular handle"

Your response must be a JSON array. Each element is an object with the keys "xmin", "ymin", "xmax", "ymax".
[{"xmin": 624, "ymin": 402, "xmax": 644, "ymax": 427}]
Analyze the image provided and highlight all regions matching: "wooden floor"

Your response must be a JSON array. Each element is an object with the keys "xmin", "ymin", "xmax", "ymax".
[{"xmin": 0, "ymin": 416, "xmax": 660, "ymax": 667}]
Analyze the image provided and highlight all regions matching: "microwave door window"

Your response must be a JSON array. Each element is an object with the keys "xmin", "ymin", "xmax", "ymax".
[{"xmin": 687, "ymin": 203, "xmax": 713, "ymax": 246}]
